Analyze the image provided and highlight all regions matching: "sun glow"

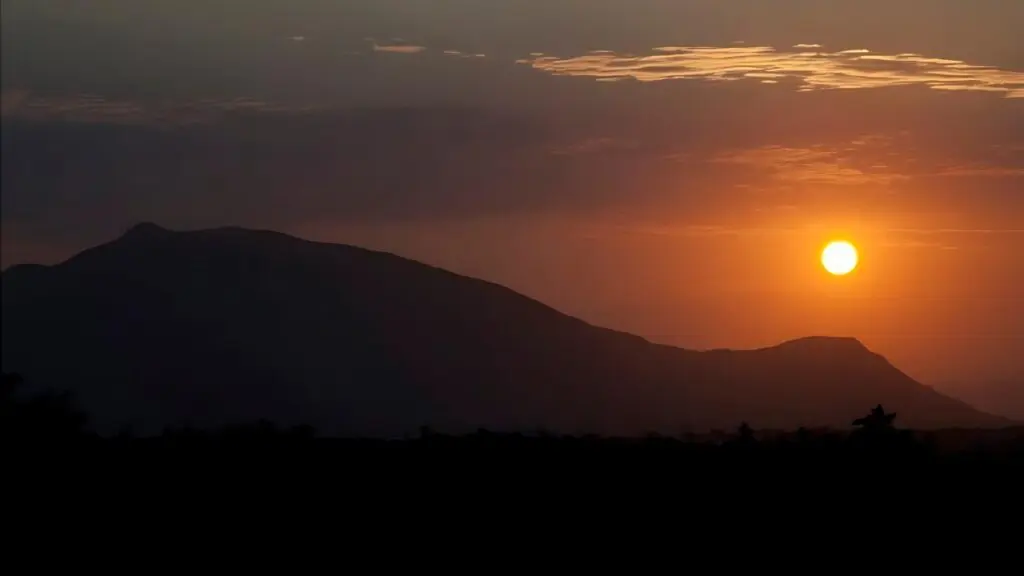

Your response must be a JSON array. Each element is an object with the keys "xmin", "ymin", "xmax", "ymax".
[{"xmin": 821, "ymin": 241, "xmax": 859, "ymax": 275}]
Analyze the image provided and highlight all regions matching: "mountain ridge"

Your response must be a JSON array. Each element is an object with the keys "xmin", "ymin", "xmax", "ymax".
[{"xmin": 1, "ymin": 222, "xmax": 1009, "ymax": 436}]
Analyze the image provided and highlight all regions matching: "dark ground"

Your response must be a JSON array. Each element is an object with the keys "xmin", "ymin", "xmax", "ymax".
[{"xmin": 5, "ymin": 373, "xmax": 1023, "ymax": 474}]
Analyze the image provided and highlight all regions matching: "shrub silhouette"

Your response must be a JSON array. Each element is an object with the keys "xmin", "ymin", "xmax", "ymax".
[
  {"xmin": 2, "ymin": 373, "xmax": 1021, "ymax": 464},
  {"xmin": 852, "ymin": 404, "xmax": 897, "ymax": 431}
]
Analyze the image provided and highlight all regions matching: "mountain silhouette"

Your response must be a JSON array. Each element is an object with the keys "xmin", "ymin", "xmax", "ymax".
[{"xmin": 1, "ymin": 223, "xmax": 1008, "ymax": 436}]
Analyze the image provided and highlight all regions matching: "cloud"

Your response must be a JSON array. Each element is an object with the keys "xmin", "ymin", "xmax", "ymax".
[
  {"xmin": 0, "ymin": 90, "xmax": 31, "ymax": 116},
  {"xmin": 516, "ymin": 45, "xmax": 1024, "ymax": 98},
  {"xmin": 371, "ymin": 40, "xmax": 427, "ymax": 54},
  {"xmin": 0, "ymin": 92, "xmax": 304, "ymax": 125},
  {"xmin": 711, "ymin": 139, "xmax": 910, "ymax": 187},
  {"xmin": 443, "ymin": 50, "xmax": 486, "ymax": 59},
  {"xmin": 885, "ymin": 228, "xmax": 1024, "ymax": 235},
  {"xmin": 0, "ymin": 106, "xmax": 568, "ymax": 238},
  {"xmin": 793, "ymin": 44, "xmax": 823, "ymax": 49},
  {"xmin": 2, "ymin": 98, "xmax": 1019, "ymax": 269},
  {"xmin": 936, "ymin": 165, "xmax": 1024, "ymax": 178},
  {"xmin": 600, "ymin": 224, "xmax": 1024, "ymax": 242}
]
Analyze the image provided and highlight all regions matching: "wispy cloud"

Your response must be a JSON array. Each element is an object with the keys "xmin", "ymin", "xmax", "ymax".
[
  {"xmin": 886, "ymin": 228, "xmax": 1024, "ymax": 235},
  {"xmin": 516, "ymin": 45, "xmax": 1024, "ymax": 98},
  {"xmin": 0, "ymin": 92, "xmax": 304, "ymax": 125},
  {"xmin": 443, "ymin": 50, "xmax": 486, "ymax": 59},
  {"xmin": 936, "ymin": 165, "xmax": 1024, "ymax": 178},
  {"xmin": 601, "ymin": 224, "xmax": 1024, "ymax": 241},
  {"xmin": 711, "ymin": 139, "xmax": 909, "ymax": 187},
  {"xmin": 0, "ymin": 89, "xmax": 31, "ymax": 116},
  {"xmin": 371, "ymin": 38, "xmax": 427, "ymax": 54}
]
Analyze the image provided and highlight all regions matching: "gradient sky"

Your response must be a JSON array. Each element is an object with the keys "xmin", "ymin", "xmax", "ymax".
[{"xmin": 2, "ymin": 1, "xmax": 1022, "ymax": 414}]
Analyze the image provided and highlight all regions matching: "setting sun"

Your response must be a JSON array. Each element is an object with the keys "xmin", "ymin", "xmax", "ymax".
[{"xmin": 821, "ymin": 241, "xmax": 859, "ymax": 276}]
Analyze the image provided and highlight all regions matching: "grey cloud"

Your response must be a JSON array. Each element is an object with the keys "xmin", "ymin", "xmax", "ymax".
[
  {"xmin": 0, "ymin": 107, "xmax": 661, "ymax": 242},
  {"xmin": 443, "ymin": 50, "xmax": 486, "ymax": 59},
  {"xmin": 3, "ymin": 99, "xmax": 1021, "ymax": 266},
  {"xmin": 0, "ymin": 91, "xmax": 305, "ymax": 125}
]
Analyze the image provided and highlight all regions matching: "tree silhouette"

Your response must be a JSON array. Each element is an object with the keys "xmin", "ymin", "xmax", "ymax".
[
  {"xmin": 849, "ymin": 404, "xmax": 913, "ymax": 457},
  {"xmin": 0, "ymin": 372, "xmax": 21, "ymax": 403},
  {"xmin": 724, "ymin": 421, "xmax": 759, "ymax": 453},
  {"xmin": 852, "ymin": 404, "xmax": 897, "ymax": 431},
  {"xmin": 737, "ymin": 421, "xmax": 756, "ymax": 443},
  {"xmin": 796, "ymin": 426, "xmax": 812, "ymax": 444}
]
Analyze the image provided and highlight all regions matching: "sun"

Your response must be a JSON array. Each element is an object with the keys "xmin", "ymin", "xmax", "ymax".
[{"xmin": 821, "ymin": 241, "xmax": 859, "ymax": 276}]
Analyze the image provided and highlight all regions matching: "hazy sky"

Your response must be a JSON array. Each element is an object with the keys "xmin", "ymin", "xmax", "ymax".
[{"xmin": 2, "ymin": 1, "xmax": 1022, "ymax": 408}]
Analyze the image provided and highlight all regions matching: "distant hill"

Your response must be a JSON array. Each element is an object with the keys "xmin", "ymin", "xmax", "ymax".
[
  {"xmin": 936, "ymin": 379, "xmax": 1024, "ymax": 422},
  {"xmin": 1, "ymin": 223, "xmax": 1009, "ymax": 436}
]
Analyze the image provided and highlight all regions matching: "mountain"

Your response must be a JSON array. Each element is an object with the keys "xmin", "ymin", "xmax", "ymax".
[
  {"xmin": 1, "ymin": 223, "xmax": 1009, "ymax": 436},
  {"xmin": 936, "ymin": 378, "xmax": 1024, "ymax": 422}
]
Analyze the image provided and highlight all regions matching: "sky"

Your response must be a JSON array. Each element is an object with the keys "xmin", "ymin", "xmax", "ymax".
[{"xmin": 2, "ymin": 0, "xmax": 1022, "ymax": 413}]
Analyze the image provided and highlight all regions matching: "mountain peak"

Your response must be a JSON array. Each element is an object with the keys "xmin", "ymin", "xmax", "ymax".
[
  {"xmin": 778, "ymin": 336, "xmax": 868, "ymax": 351},
  {"xmin": 121, "ymin": 222, "xmax": 171, "ymax": 240}
]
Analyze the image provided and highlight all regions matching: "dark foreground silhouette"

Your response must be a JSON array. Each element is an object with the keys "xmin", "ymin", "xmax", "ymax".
[
  {"xmin": 5, "ymin": 373, "xmax": 1021, "ymax": 470},
  {"xmin": 2, "ymin": 223, "xmax": 1010, "ymax": 437}
]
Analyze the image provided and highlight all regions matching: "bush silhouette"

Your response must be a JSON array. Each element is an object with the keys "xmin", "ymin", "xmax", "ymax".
[{"xmin": 2, "ymin": 373, "xmax": 1021, "ymax": 465}]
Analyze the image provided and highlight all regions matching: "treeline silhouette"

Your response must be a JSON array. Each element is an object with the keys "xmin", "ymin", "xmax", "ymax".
[{"xmin": 4, "ymin": 372, "xmax": 1023, "ymax": 465}]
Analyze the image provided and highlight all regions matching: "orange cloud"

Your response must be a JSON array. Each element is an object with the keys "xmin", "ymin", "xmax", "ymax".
[
  {"xmin": 599, "ymin": 224, "xmax": 1024, "ymax": 241},
  {"xmin": 516, "ymin": 45, "xmax": 1024, "ymax": 98},
  {"xmin": 712, "ymin": 141, "xmax": 909, "ymax": 187},
  {"xmin": 936, "ymin": 165, "xmax": 1024, "ymax": 178},
  {"xmin": 372, "ymin": 40, "xmax": 427, "ymax": 54}
]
